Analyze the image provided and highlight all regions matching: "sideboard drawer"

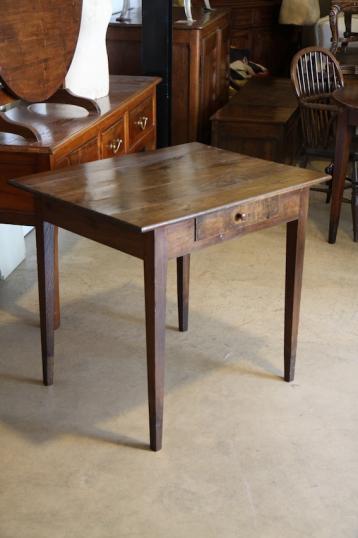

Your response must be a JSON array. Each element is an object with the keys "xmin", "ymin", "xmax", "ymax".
[
  {"xmin": 101, "ymin": 117, "xmax": 125, "ymax": 159},
  {"xmin": 128, "ymin": 96, "xmax": 154, "ymax": 148},
  {"xmin": 195, "ymin": 193, "xmax": 300, "ymax": 241},
  {"xmin": 55, "ymin": 137, "xmax": 100, "ymax": 169}
]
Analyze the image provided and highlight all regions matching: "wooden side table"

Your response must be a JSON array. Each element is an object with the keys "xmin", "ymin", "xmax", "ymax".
[
  {"xmin": 329, "ymin": 85, "xmax": 358, "ymax": 242},
  {"xmin": 11, "ymin": 143, "xmax": 327, "ymax": 451},
  {"xmin": 0, "ymin": 75, "xmax": 160, "ymax": 326},
  {"xmin": 211, "ymin": 78, "xmax": 301, "ymax": 164}
]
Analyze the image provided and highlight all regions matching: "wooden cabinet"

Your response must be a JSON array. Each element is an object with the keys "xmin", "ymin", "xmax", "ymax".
[
  {"xmin": 0, "ymin": 76, "xmax": 159, "ymax": 226},
  {"xmin": 193, "ymin": 0, "xmax": 296, "ymax": 75},
  {"xmin": 106, "ymin": 7, "xmax": 230, "ymax": 144}
]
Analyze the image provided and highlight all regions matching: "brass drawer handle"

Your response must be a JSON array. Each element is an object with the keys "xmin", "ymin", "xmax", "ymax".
[
  {"xmin": 107, "ymin": 138, "xmax": 123, "ymax": 154},
  {"xmin": 134, "ymin": 116, "xmax": 149, "ymax": 131},
  {"xmin": 234, "ymin": 212, "xmax": 247, "ymax": 223}
]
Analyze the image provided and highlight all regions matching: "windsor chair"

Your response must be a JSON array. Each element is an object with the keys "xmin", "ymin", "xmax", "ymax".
[{"xmin": 291, "ymin": 46, "xmax": 358, "ymax": 223}]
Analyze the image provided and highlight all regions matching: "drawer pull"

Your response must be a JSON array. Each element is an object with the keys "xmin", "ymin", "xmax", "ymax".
[
  {"xmin": 134, "ymin": 116, "xmax": 149, "ymax": 131},
  {"xmin": 234, "ymin": 212, "xmax": 247, "ymax": 223},
  {"xmin": 107, "ymin": 138, "xmax": 123, "ymax": 154}
]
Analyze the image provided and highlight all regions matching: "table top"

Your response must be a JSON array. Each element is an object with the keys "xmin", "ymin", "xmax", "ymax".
[
  {"xmin": 333, "ymin": 85, "xmax": 358, "ymax": 109},
  {"xmin": 0, "ymin": 76, "xmax": 160, "ymax": 152},
  {"xmin": 211, "ymin": 78, "xmax": 298, "ymax": 124},
  {"xmin": 10, "ymin": 143, "xmax": 328, "ymax": 233}
]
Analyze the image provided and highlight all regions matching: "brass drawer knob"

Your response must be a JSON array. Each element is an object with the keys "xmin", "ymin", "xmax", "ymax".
[
  {"xmin": 134, "ymin": 116, "xmax": 149, "ymax": 131},
  {"xmin": 107, "ymin": 138, "xmax": 123, "ymax": 154},
  {"xmin": 234, "ymin": 212, "xmax": 247, "ymax": 223}
]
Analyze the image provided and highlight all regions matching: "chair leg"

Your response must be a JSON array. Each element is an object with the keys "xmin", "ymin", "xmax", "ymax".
[{"xmin": 351, "ymin": 161, "xmax": 358, "ymax": 242}]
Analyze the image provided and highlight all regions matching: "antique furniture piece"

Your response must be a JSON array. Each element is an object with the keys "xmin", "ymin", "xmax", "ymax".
[
  {"xmin": 106, "ymin": 7, "xmax": 230, "ymax": 143},
  {"xmin": 291, "ymin": 47, "xmax": 358, "ymax": 236},
  {"xmin": 11, "ymin": 143, "xmax": 327, "ymax": 451},
  {"xmin": 211, "ymin": 77, "xmax": 301, "ymax": 163},
  {"xmin": 329, "ymin": 85, "xmax": 358, "ymax": 242},
  {"xmin": 0, "ymin": 76, "xmax": 160, "ymax": 325},
  {"xmin": 290, "ymin": 47, "xmax": 343, "ymax": 166},
  {"xmin": 291, "ymin": 46, "xmax": 348, "ymax": 202},
  {"xmin": 192, "ymin": 0, "xmax": 293, "ymax": 75},
  {"xmin": 330, "ymin": 0, "xmax": 358, "ymax": 53}
]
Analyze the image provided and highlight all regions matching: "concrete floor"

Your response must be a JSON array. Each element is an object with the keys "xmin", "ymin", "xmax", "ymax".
[{"xmin": 0, "ymin": 191, "xmax": 357, "ymax": 538}]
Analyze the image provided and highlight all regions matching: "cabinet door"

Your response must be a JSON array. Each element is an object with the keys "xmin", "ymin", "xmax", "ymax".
[{"xmin": 200, "ymin": 31, "xmax": 219, "ymax": 143}]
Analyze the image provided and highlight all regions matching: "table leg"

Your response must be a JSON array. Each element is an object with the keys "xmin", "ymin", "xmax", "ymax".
[
  {"xmin": 284, "ymin": 189, "xmax": 309, "ymax": 383},
  {"xmin": 177, "ymin": 254, "xmax": 190, "ymax": 332},
  {"xmin": 329, "ymin": 108, "xmax": 352, "ymax": 244},
  {"xmin": 54, "ymin": 227, "xmax": 61, "ymax": 330},
  {"xmin": 36, "ymin": 220, "xmax": 55, "ymax": 386},
  {"xmin": 144, "ymin": 230, "xmax": 168, "ymax": 451}
]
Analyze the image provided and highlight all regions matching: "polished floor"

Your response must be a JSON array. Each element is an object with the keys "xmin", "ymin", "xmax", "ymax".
[{"xmin": 0, "ymin": 192, "xmax": 357, "ymax": 538}]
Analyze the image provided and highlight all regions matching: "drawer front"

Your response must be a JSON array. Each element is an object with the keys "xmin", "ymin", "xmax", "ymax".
[
  {"xmin": 195, "ymin": 193, "xmax": 300, "ymax": 241},
  {"xmin": 101, "ymin": 117, "xmax": 125, "ymax": 159},
  {"xmin": 55, "ymin": 137, "xmax": 99, "ymax": 169},
  {"xmin": 128, "ymin": 96, "xmax": 154, "ymax": 148}
]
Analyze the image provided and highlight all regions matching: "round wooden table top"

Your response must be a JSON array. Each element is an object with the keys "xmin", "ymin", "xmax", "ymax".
[
  {"xmin": 0, "ymin": 1, "xmax": 82, "ymax": 103},
  {"xmin": 333, "ymin": 85, "xmax": 358, "ymax": 109}
]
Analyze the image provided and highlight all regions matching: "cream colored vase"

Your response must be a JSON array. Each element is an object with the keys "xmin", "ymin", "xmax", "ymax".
[
  {"xmin": 279, "ymin": 0, "xmax": 320, "ymax": 26},
  {"xmin": 65, "ymin": 0, "xmax": 112, "ymax": 99}
]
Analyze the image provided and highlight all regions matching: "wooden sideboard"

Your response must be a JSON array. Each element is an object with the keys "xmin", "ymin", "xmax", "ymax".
[
  {"xmin": 0, "ymin": 76, "xmax": 159, "ymax": 225},
  {"xmin": 192, "ymin": 0, "xmax": 295, "ymax": 75},
  {"xmin": 106, "ymin": 7, "xmax": 230, "ymax": 144}
]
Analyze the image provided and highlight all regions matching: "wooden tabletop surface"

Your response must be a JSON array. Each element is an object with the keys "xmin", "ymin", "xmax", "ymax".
[
  {"xmin": 10, "ymin": 143, "xmax": 328, "ymax": 232},
  {"xmin": 333, "ymin": 85, "xmax": 358, "ymax": 109},
  {"xmin": 0, "ymin": 76, "xmax": 160, "ymax": 152},
  {"xmin": 211, "ymin": 78, "xmax": 298, "ymax": 124}
]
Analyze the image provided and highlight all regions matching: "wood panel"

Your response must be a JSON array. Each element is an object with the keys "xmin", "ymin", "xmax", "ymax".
[{"xmin": 0, "ymin": 0, "xmax": 82, "ymax": 101}]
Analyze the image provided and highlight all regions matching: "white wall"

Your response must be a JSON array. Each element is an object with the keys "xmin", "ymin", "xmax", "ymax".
[{"xmin": 0, "ymin": 225, "xmax": 26, "ymax": 280}]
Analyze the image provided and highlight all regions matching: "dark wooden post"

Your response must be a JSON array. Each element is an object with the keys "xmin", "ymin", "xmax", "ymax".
[{"xmin": 142, "ymin": 0, "xmax": 173, "ymax": 148}]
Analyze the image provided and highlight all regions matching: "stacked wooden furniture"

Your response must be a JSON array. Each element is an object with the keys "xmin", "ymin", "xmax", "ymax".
[
  {"xmin": 211, "ymin": 77, "xmax": 301, "ymax": 164},
  {"xmin": 330, "ymin": 0, "xmax": 358, "ymax": 53},
  {"xmin": 106, "ymin": 7, "xmax": 230, "ymax": 144},
  {"xmin": 193, "ymin": 0, "xmax": 293, "ymax": 74}
]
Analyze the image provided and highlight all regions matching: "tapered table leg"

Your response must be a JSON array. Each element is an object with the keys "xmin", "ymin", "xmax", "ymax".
[
  {"xmin": 144, "ymin": 229, "xmax": 168, "ymax": 451},
  {"xmin": 329, "ymin": 108, "xmax": 352, "ymax": 244},
  {"xmin": 54, "ymin": 227, "xmax": 61, "ymax": 330},
  {"xmin": 177, "ymin": 254, "xmax": 190, "ymax": 332},
  {"xmin": 284, "ymin": 189, "xmax": 309, "ymax": 382},
  {"xmin": 36, "ymin": 220, "xmax": 55, "ymax": 386}
]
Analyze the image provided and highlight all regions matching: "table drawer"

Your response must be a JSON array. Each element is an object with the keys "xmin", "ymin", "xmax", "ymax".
[
  {"xmin": 129, "ymin": 96, "xmax": 153, "ymax": 148},
  {"xmin": 101, "ymin": 117, "xmax": 125, "ymax": 159},
  {"xmin": 195, "ymin": 193, "xmax": 300, "ymax": 241}
]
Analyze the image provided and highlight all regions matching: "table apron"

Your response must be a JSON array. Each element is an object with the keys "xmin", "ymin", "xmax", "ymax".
[
  {"xmin": 166, "ymin": 190, "xmax": 303, "ymax": 259},
  {"xmin": 37, "ymin": 196, "xmax": 145, "ymax": 259}
]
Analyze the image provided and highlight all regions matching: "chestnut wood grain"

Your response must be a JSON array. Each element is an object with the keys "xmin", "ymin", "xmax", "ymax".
[
  {"xmin": 10, "ymin": 142, "xmax": 328, "ymax": 451},
  {"xmin": 0, "ymin": 0, "xmax": 82, "ymax": 102}
]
